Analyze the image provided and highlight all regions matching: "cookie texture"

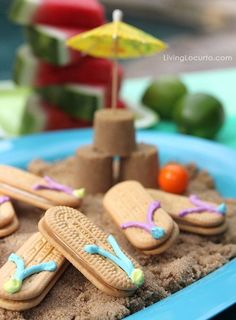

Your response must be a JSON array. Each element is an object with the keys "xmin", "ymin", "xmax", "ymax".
[
  {"xmin": 39, "ymin": 206, "xmax": 141, "ymax": 295},
  {"xmin": 148, "ymin": 189, "xmax": 227, "ymax": 235},
  {"xmin": 0, "ymin": 200, "xmax": 16, "ymax": 229},
  {"xmin": 0, "ymin": 165, "xmax": 81, "ymax": 209},
  {"xmin": 148, "ymin": 189, "xmax": 225, "ymax": 227},
  {"xmin": 0, "ymin": 216, "xmax": 19, "ymax": 238},
  {"xmin": 0, "ymin": 160, "xmax": 234, "ymax": 319},
  {"xmin": 104, "ymin": 181, "xmax": 175, "ymax": 251}
]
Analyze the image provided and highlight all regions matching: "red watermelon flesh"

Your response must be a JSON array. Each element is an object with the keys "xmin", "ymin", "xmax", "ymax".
[
  {"xmin": 117, "ymin": 100, "xmax": 127, "ymax": 109},
  {"xmin": 33, "ymin": 0, "xmax": 105, "ymax": 29},
  {"xmin": 36, "ymin": 57, "xmax": 123, "ymax": 88}
]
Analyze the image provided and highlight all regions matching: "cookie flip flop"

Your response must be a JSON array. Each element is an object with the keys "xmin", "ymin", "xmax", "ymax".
[
  {"xmin": 148, "ymin": 189, "xmax": 227, "ymax": 235},
  {"xmin": 0, "ymin": 165, "xmax": 85, "ymax": 210},
  {"xmin": 38, "ymin": 206, "xmax": 144, "ymax": 297},
  {"xmin": 103, "ymin": 181, "xmax": 179, "ymax": 255},
  {"xmin": 0, "ymin": 232, "xmax": 67, "ymax": 311},
  {"xmin": 0, "ymin": 195, "xmax": 19, "ymax": 238}
]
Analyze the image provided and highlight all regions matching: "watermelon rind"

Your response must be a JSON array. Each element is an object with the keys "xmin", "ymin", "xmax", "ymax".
[
  {"xmin": 25, "ymin": 24, "xmax": 70, "ymax": 65},
  {"xmin": 13, "ymin": 45, "xmax": 38, "ymax": 86},
  {"xmin": 23, "ymin": 94, "xmax": 46, "ymax": 133},
  {"xmin": 0, "ymin": 86, "xmax": 45, "ymax": 136},
  {"xmin": 37, "ymin": 84, "xmax": 105, "ymax": 121},
  {"xmin": 9, "ymin": 0, "xmax": 40, "ymax": 25}
]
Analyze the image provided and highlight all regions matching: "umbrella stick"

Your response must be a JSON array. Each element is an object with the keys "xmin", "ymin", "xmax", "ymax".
[
  {"xmin": 111, "ymin": 9, "xmax": 122, "ymax": 110},
  {"xmin": 111, "ymin": 58, "xmax": 118, "ymax": 109}
]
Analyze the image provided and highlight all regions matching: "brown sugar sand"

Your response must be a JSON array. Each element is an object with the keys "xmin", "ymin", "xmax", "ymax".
[
  {"xmin": 93, "ymin": 109, "xmax": 136, "ymax": 156},
  {"xmin": 76, "ymin": 145, "xmax": 113, "ymax": 194},
  {"xmin": 0, "ymin": 159, "xmax": 235, "ymax": 320},
  {"xmin": 118, "ymin": 143, "xmax": 159, "ymax": 188}
]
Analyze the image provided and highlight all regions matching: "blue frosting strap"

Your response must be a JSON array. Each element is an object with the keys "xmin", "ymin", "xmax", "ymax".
[
  {"xmin": 21, "ymin": 261, "xmax": 57, "ymax": 280},
  {"xmin": 107, "ymin": 235, "xmax": 134, "ymax": 276},
  {"xmin": 217, "ymin": 203, "xmax": 227, "ymax": 215},
  {"xmin": 84, "ymin": 235, "xmax": 144, "ymax": 287},
  {"xmin": 9, "ymin": 253, "xmax": 25, "ymax": 281},
  {"xmin": 85, "ymin": 235, "xmax": 134, "ymax": 276},
  {"xmin": 3, "ymin": 253, "xmax": 57, "ymax": 294},
  {"xmin": 85, "ymin": 241, "xmax": 131, "ymax": 276}
]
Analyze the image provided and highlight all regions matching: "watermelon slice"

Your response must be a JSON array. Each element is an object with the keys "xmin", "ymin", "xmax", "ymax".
[
  {"xmin": 0, "ymin": 86, "xmax": 45, "ymax": 136},
  {"xmin": 44, "ymin": 105, "xmax": 92, "ymax": 130},
  {"xmin": 9, "ymin": 0, "xmax": 105, "ymax": 28},
  {"xmin": 37, "ymin": 84, "xmax": 106, "ymax": 121},
  {"xmin": 25, "ymin": 24, "xmax": 86, "ymax": 66},
  {"xmin": 37, "ymin": 83, "xmax": 127, "ymax": 120},
  {"xmin": 44, "ymin": 102, "xmax": 127, "ymax": 131},
  {"xmin": 31, "ymin": 95, "xmax": 128, "ymax": 130},
  {"xmin": 14, "ymin": 46, "xmax": 123, "ymax": 88},
  {"xmin": 27, "ymin": 95, "xmax": 93, "ymax": 130},
  {"xmin": 0, "ymin": 85, "xmax": 126, "ymax": 136},
  {"xmin": 24, "ymin": 94, "xmax": 93, "ymax": 131}
]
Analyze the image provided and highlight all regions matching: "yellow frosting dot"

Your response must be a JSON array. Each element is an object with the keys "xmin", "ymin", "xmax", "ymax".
[
  {"xmin": 130, "ymin": 268, "xmax": 144, "ymax": 287},
  {"xmin": 73, "ymin": 188, "xmax": 85, "ymax": 198},
  {"xmin": 4, "ymin": 278, "xmax": 22, "ymax": 294}
]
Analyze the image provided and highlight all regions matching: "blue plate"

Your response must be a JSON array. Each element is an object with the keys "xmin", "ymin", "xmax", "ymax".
[{"xmin": 0, "ymin": 128, "xmax": 235, "ymax": 320}]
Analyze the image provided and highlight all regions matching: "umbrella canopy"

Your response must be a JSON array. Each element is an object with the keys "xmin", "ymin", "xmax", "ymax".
[
  {"xmin": 67, "ymin": 10, "xmax": 167, "ymax": 109},
  {"xmin": 67, "ymin": 16, "xmax": 167, "ymax": 59}
]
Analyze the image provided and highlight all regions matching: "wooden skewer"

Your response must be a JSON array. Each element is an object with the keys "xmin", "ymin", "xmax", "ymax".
[
  {"xmin": 111, "ymin": 9, "xmax": 123, "ymax": 109},
  {"xmin": 111, "ymin": 57, "xmax": 118, "ymax": 109}
]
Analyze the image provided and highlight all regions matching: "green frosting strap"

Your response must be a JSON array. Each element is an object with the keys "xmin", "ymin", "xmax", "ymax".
[{"xmin": 84, "ymin": 235, "xmax": 144, "ymax": 287}]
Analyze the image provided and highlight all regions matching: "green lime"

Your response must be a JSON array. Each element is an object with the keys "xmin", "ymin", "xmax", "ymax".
[
  {"xmin": 142, "ymin": 76, "xmax": 187, "ymax": 119},
  {"xmin": 173, "ymin": 93, "xmax": 225, "ymax": 139}
]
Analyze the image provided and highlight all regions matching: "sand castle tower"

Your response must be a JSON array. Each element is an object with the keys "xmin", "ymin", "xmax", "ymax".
[{"xmin": 76, "ymin": 109, "xmax": 159, "ymax": 194}]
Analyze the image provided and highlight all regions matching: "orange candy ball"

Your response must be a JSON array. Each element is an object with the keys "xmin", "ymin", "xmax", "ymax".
[{"xmin": 158, "ymin": 164, "xmax": 188, "ymax": 194}]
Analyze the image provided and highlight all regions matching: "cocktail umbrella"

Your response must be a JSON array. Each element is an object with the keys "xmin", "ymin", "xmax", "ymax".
[{"xmin": 67, "ymin": 9, "xmax": 167, "ymax": 109}]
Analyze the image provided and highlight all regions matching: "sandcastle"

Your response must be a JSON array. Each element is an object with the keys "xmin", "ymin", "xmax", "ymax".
[{"xmin": 75, "ymin": 109, "xmax": 159, "ymax": 194}]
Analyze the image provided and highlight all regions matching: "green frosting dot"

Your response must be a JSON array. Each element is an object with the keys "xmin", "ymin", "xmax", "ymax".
[
  {"xmin": 73, "ymin": 188, "xmax": 85, "ymax": 198},
  {"xmin": 4, "ymin": 278, "xmax": 22, "ymax": 294},
  {"xmin": 130, "ymin": 268, "xmax": 144, "ymax": 287}
]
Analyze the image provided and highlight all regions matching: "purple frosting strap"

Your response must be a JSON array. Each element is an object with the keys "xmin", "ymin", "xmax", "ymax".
[
  {"xmin": 179, "ymin": 195, "xmax": 226, "ymax": 217},
  {"xmin": 0, "ymin": 196, "xmax": 10, "ymax": 205},
  {"xmin": 121, "ymin": 201, "xmax": 165, "ymax": 240},
  {"xmin": 33, "ymin": 176, "xmax": 74, "ymax": 195}
]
